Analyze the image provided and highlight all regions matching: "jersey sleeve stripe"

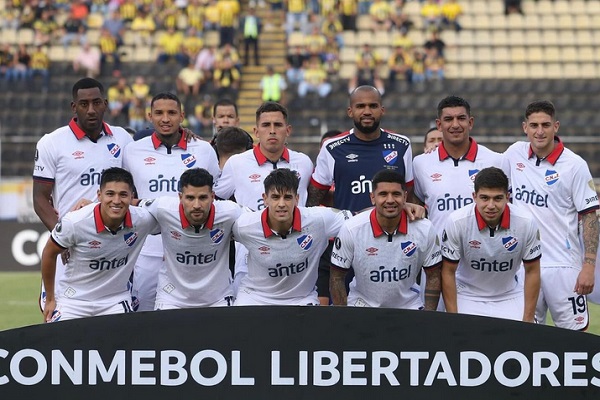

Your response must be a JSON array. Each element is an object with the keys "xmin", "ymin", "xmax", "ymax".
[
  {"xmin": 33, "ymin": 176, "xmax": 55, "ymax": 184},
  {"xmin": 578, "ymin": 206, "xmax": 600, "ymax": 215},
  {"xmin": 442, "ymin": 256, "xmax": 459, "ymax": 264},
  {"xmin": 523, "ymin": 254, "xmax": 542, "ymax": 264},
  {"xmin": 310, "ymin": 177, "xmax": 331, "ymax": 191},
  {"xmin": 50, "ymin": 235, "xmax": 68, "ymax": 249}
]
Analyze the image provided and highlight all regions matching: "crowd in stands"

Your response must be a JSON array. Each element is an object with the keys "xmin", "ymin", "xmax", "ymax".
[{"xmin": 0, "ymin": 0, "xmax": 475, "ymax": 128}]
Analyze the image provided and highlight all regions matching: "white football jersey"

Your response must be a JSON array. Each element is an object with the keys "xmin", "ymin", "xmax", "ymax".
[
  {"xmin": 214, "ymin": 146, "xmax": 313, "ymax": 210},
  {"xmin": 331, "ymin": 208, "xmax": 441, "ymax": 308},
  {"xmin": 441, "ymin": 203, "xmax": 541, "ymax": 300},
  {"xmin": 140, "ymin": 197, "xmax": 241, "ymax": 308},
  {"xmin": 232, "ymin": 206, "xmax": 351, "ymax": 305},
  {"xmin": 51, "ymin": 203, "xmax": 159, "ymax": 303},
  {"xmin": 122, "ymin": 132, "xmax": 220, "ymax": 257},
  {"xmin": 413, "ymin": 138, "xmax": 503, "ymax": 233},
  {"xmin": 33, "ymin": 118, "xmax": 133, "ymax": 219},
  {"xmin": 502, "ymin": 139, "xmax": 599, "ymax": 268}
]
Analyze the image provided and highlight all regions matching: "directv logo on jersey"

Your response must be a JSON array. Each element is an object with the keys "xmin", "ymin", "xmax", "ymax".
[
  {"xmin": 124, "ymin": 232, "xmax": 138, "ymax": 247},
  {"xmin": 401, "ymin": 241, "xmax": 417, "ymax": 257},
  {"xmin": 297, "ymin": 234, "xmax": 313, "ymax": 250},
  {"xmin": 181, "ymin": 153, "xmax": 197, "ymax": 168},
  {"xmin": 544, "ymin": 170, "xmax": 559, "ymax": 186},
  {"xmin": 210, "ymin": 228, "xmax": 224, "ymax": 244},
  {"xmin": 107, "ymin": 143, "xmax": 121, "ymax": 158},
  {"xmin": 502, "ymin": 236, "xmax": 518, "ymax": 251},
  {"xmin": 468, "ymin": 169, "xmax": 479, "ymax": 182},
  {"xmin": 383, "ymin": 150, "xmax": 398, "ymax": 165}
]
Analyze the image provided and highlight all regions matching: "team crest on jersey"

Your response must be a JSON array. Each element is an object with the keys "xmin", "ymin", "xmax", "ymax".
[
  {"xmin": 544, "ymin": 170, "xmax": 559, "ymax": 186},
  {"xmin": 107, "ymin": 143, "xmax": 121, "ymax": 158},
  {"xmin": 430, "ymin": 173, "xmax": 442, "ymax": 182},
  {"xmin": 144, "ymin": 157, "xmax": 156, "ymax": 165},
  {"xmin": 366, "ymin": 247, "xmax": 378, "ymax": 256},
  {"xmin": 401, "ymin": 241, "xmax": 417, "ymax": 257},
  {"xmin": 210, "ymin": 228, "xmax": 225, "ymax": 244},
  {"xmin": 170, "ymin": 230, "xmax": 181, "ymax": 240},
  {"xmin": 249, "ymin": 173, "xmax": 261, "ymax": 182},
  {"xmin": 72, "ymin": 150, "xmax": 84, "ymax": 159},
  {"xmin": 516, "ymin": 162, "xmax": 526, "ymax": 171},
  {"xmin": 502, "ymin": 236, "xmax": 518, "ymax": 251},
  {"xmin": 181, "ymin": 153, "xmax": 197, "ymax": 168},
  {"xmin": 382, "ymin": 150, "xmax": 398, "ymax": 165},
  {"xmin": 468, "ymin": 169, "xmax": 480, "ymax": 182},
  {"xmin": 259, "ymin": 245, "xmax": 270, "ymax": 254},
  {"xmin": 88, "ymin": 240, "xmax": 101, "ymax": 248},
  {"xmin": 297, "ymin": 234, "xmax": 314, "ymax": 250},
  {"xmin": 124, "ymin": 232, "xmax": 138, "ymax": 247},
  {"xmin": 469, "ymin": 240, "xmax": 481, "ymax": 249}
]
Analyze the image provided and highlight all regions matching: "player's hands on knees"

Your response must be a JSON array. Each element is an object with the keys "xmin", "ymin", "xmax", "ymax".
[
  {"xmin": 574, "ymin": 267, "xmax": 595, "ymax": 295},
  {"xmin": 404, "ymin": 203, "xmax": 426, "ymax": 221},
  {"xmin": 71, "ymin": 198, "xmax": 93, "ymax": 211}
]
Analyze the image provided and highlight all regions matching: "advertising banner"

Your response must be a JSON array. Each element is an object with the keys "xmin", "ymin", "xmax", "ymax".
[
  {"xmin": 0, "ymin": 307, "xmax": 599, "ymax": 398},
  {"xmin": 0, "ymin": 221, "xmax": 48, "ymax": 271}
]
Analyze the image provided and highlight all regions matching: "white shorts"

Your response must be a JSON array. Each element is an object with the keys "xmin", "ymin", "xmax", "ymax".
[
  {"xmin": 49, "ymin": 297, "xmax": 133, "ymax": 322},
  {"xmin": 131, "ymin": 253, "xmax": 163, "ymax": 312},
  {"xmin": 155, "ymin": 296, "xmax": 234, "ymax": 310},
  {"xmin": 537, "ymin": 266, "xmax": 589, "ymax": 330},
  {"xmin": 457, "ymin": 294, "xmax": 524, "ymax": 321},
  {"xmin": 234, "ymin": 286, "xmax": 319, "ymax": 306}
]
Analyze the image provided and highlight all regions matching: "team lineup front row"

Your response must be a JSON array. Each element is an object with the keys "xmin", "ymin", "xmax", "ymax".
[{"xmin": 34, "ymin": 80, "xmax": 599, "ymax": 331}]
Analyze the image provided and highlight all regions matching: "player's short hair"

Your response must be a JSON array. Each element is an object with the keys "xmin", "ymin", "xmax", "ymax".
[
  {"xmin": 213, "ymin": 98, "xmax": 238, "ymax": 117},
  {"xmin": 215, "ymin": 126, "xmax": 254, "ymax": 155},
  {"xmin": 474, "ymin": 167, "xmax": 509, "ymax": 193},
  {"xmin": 263, "ymin": 168, "xmax": 299, "ymax": 195},
  {"xmin": 100, "ymin": 167, "xmax": 134, "ymax": 191},
  {"xmin": 525, "ymin": 100, "xmax": 556, "ymax": 120},
  {"xmin": 349, "ymin": 85, "xmax": 381, "ymax": 105},
  {"xmin": 150, "ymin": 92, "xmax": 182, "ymax": 110},
  {"xmin": 424, "ymin": 127, "xmax": 440, "ymax": 146},
  {"xmin": 72, "ymin": 78, "xmax": 105, "ymax": 100},
  {"xmin": 256, "ymin": 101, "xmax": 288, "ymax": 123},
  {"xmin": 179, "ymin": 168, "xmax": 214, "ymax": 191},
  {"xmin": 437, "ymin": 95, "xmax": 471, "ymax": 117},
  {"xmin": 372, "ymin": 169, "xmax": 406, "ymax": 191},
  {"xmin": 320, "ymin": 129, "xmax": 341, "ymax": 146}
]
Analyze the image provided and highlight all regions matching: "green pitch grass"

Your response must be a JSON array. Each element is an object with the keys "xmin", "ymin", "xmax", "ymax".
[{"xmin": 1, "ymin": 272, "xmax": 600, "ymax": 333}]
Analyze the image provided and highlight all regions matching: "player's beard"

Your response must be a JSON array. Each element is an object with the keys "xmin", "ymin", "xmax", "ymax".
[{"xmin": 354, "ymin": 119, "xmax": 380, "ymax": 135}]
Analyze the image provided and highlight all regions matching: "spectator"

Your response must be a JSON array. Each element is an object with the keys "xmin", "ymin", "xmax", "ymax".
[
  {"xmin": 322, "ymin": 12, "xmax": 344, "ymax": 48},
  {"xmin": 182, "ymin": 27, "xmax": 204, "ymax": 67},
  {"xmin": 411, "ymin": 49, "xmax": 426, "ymax": 83},
  {"xmin": 107, "ymin": 77, "xmax": 133, "ymax": 122},
  {"xmin": 424, "ymin": 30, "xmax": 445, "ymax": 58},
  {"xmin": 370, "ymin": 0, "xmax": 394, "ymax": 31},
  {"xmin": 102, "ymin": 9, "xmax": 125, "ymax": 47},
  {"xmin": 69, "ymin": 0, "xmax": 89, "ymax": 22},
  {"xmin": 186, "ymin": 0, "xmax": 206, "ymax": 31},
  {"xmin": 204, "ymin": 0, "xmax": 221, "ymax": 31},
  {"xmin": 388, "ymin": 45, "xmax": 413, "ymax": 90},
  {"xmin": 213, "ymin": 44, "xmax": 241, "ymax": 99},
  {"xmin": 12, "ymin": 44, "xmax": 31, "ymax": 81},
  {"xmin": 195, "ymin": 45, "xmax": 217, "ymax": 81},
  {"xmin": 424, "ymin": 47, "xmax": 445, "ymax": 81},
  {"xmin": 33, "ymin": 10, "xmax": 58, "ymax": 47},
  {"xmin": 348, "ymin": 43, "xmax": 385, "ymax": 95},
  {"xmin": 322, "ymin": 36, "xmax": 341, "ymax": 82},
  {"xmin": 73, "ymin": 42, "xmax": 101, "ymax": 78},
  {"xmin": 338, "ymin": 0, "xmax": 358, "ymax": 31},
  {"xmin": 286, "ymin": 0, "xmax": 309, "ymax": 35},
  {"xmin": 131, "ymin": 75, "xmax": 151, "ymax": 101},
  {"xmin": 130, "ymin": 6, "xmax": 157, "ymax": 46},
  {"xmin": 420, "ymin": 0, "xmax": 443, "ymax": 32},
  {"xmin": 423, "ymin": 127, "xmax": 443, "ymax": 153},
  {"xmin": 0, "ymin": 44, "xmax": 16, "ymax": 82},
  {"xmin": 241, "ymin": 6, "xmax": 261, "ymax": 66},
  {"xmin": 392, "ymin": 29, "xmax": 414, "ymax": 50},
  {"xmin": 304, "ymin": 25, "xmax": 327, "ymax": 61},
  {"xmin": 392, "ymin": 10, "xmax": 414, "ymax": 34},
  {"xmin": 99, "ymin": 28, "xmax": 121, "ymax": 76},
  {"xmin": 297, "ymin": 57, "xmax": 332, "ymax": 99},
  {"xmin": 156, "ymin": 26, "xmax": 186, "ymax": 66},
  {"xmin": 441, "ymin": 0, "xmax": 463, "ymax": 32},
  {"xmin": 29, "ymin": 45, "xmax": 50, "ymax": 92},
  {"xmin": 260, "ymin": 65, "xmax": 287, "ymax": 103},
  {"xmin": 119, "ymin": 0, "xmax": 139, "ymax": 24},
  {"xmin": 128, "ymin": 97, "xmax": 147, "ymax": 132},
  {"xmin": 504, "ymin": 0, "xmax": 523, "ymax": 15},
  {"xmin": 358, "ymin": 0, "xmax": 372, "ymax": 16},
  {"xmin": 286, "ymin": 45, "xmax": 307, "ymax": 86},
  {"xmin": 176, "ymin": 60, "xmax": 205, "ymax": 97},
  {"xmin": 60, "ymin": 14, "xmax": 87, "ymax": 48},
  {"xmin": 218, "ymin": 0, "xmax": 240, "ymax": 46},
  {"xmin": 188, "ymin": 95, "xmax": 215, "ymax": 137}
]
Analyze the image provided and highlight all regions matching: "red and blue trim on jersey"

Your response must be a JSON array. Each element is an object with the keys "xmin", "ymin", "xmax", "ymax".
[
  {"xmin": 69, "ymin": 118, "xmax": 113, "ymax": 140},
  {"xmin": 93, "ymin": 203, "xmax": 133, "ymax": 233},
  {"xmin": 527, "ymin": 136, "xmax": 564, "ymax": 165},
  {"xmin": 438, "ymin": 137, "xmax": 479, "ymax": 162},
  {"xmin": 369, "ymin": 208, "xmax": 409, "ymax": 237},
  {"xmin": 253, "ymin": 145, "xmax": 290, "ymax": 165},
  {"xmin": 151, "ymin": 129, "xmax": 188, "ymax": 150},
  {"xmin": 179, "ymin": 203, "xmax": 215, "ymax": 230},
  {"xmin": 475, "ymin": 204, "xmax": 511, "ymax": 231},
  {"xmin": 261, "ymin": 206, "xmax": 302, "ymax": 238}
]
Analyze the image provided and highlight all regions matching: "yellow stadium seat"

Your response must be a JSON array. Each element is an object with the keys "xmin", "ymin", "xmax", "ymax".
[
  {"xmin": 339, "ymin": 47, "xmax": 355, "ymax": 63},
  {"xmin": 505, "ymin": 14, "xmax": 526, "ymax": 30},
  {"xmin": 492, "ymin": 47, "xmax": 510, "ymax": 63},
  {"xmin": 18, "ymin": 28, "xmax": 34, "ymax": 45},
  {"xmin": 562, "ymin": 63, "xmax": 580, "ymax": 78},
  {"xmin": 469, "ymin": 1, "xmax": 488, "ymax": 15},
  {"xmin": 458, "ymin": 46, "xmax": 476, "ymax": 63},
  {"xmin": 338, "ymin": 63, "xmax": 356, "ymax": 80},
  {"xmin": 561, "ymin": 46, "xmax": 579, "ymax": 63},
  {"xmin": 86, "ymin": 29, "xmax": 100, "ymax": 45},
  {"xmin": 455, "ymin": 63, "xmax": 477, "ymax": 79},
  {"xmin": 477, "ymin": 63, "xmax": 495, "ymax": 79},
  {"xmin": 287, "ymin": 32, "xmax": 305, "ymax": 47},
  {"xmin": 87, "ymin": 13, "xmax": 104, "ymax": 29},
  {"xmin": 510, "ymin": 46, "xmax": 527, "ymax": 63},
  {"xmin": 527, "ymin": 47, "xmax": 544, "ymax": 63},
  {"xmin": 577, "ymin": 46, "xmax": 595, "ymax": 62},
  {"xmin": 494, "ymin": 64, "xmax": 512, "ymax": 79},
  {"xmin": 472, "ymin": 14, "xmax": 491, "ymax": 30},
  {"xmin": 490, "ymin": 30, "xmax": 510, "ymax": 46},
  {"xmin": 476, "ymin": 47, "xmax": 492, "ymax": 63},
  {"xmin": 575, "ymin": 30, "xmax": 594, "ymax": 46},
  {"xmin": 544, "ymin": 47, "xmax": 561, "ymax": 62},
  {"xmin": 204, "ymin": 31, "xmax": 219, "ymax": 47},
  {"xmin": 579, "ymin": 63, "xmax": 597, "ymax": 79},
  {"xmin": 1, "ymin": 29, "xmax": 17, "ymax": 44},
  {"xmin": 545, "ymin": 63, "xmax": 563, "ymax": 79},
  {"xmin": 553, "ymin": 0, "xmax": 571, "ymax": 14},
  {"xmin": 574, "ymin": 14, "xmax": 592, "ymax": 29},
  {"xmin": 511, "ymin": 63, "xmax": 529, "ymax": 79},
  {"xmin": 48, "ymin": 45, "xmax": 66, "ymax": 62},
  {"xmin": 557, "ymin": 15, "xmax": 574, "ymax": 30}
]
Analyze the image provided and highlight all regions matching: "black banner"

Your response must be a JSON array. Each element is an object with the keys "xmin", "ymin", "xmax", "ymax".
[
  {"xmin": 0, "ymin": 307, "xmax": 599, "ymax": 398},
  {"xmin": 0, "ymin": 221, "xmax": 48, "ymax": 271}
]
